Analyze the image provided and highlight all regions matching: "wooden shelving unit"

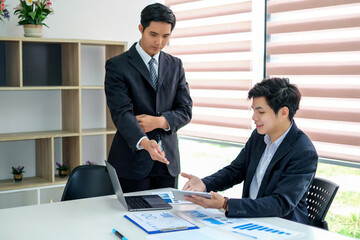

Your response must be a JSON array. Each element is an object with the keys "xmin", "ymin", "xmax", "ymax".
[{"xmin": 0, "ymin": 37, "xmax": 126, "ymax": 205}]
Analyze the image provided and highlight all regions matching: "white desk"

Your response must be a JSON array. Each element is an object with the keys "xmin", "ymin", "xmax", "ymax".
[{"xmin": 0, "ymin": 188, "xmax": 354, "ymax": 240}]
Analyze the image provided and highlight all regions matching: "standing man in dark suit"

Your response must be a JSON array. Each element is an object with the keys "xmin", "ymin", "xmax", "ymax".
[
  {"xmin": 181, "ymin": 78, "xmax": 318, "ymax": 224},
  {"xmin": 105, "ymin": 3, "xmax": 192, "ymax": 193}
]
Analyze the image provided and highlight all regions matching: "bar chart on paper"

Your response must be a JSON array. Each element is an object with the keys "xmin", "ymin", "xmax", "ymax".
[{"xmin": 221, "ymin": 221, "xmax": 303, "ymax": 240}]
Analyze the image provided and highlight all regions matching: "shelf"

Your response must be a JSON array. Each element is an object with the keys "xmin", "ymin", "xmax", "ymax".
[
  {"xmin": 81, "ymin": 86, "xmax": 104, "ymax": 90},
  {"xmin": 0, "ymin": 130, "xmax": 79, "ymax": 141},
  {"xmin": 0, "ymin": 37, "xmax": 126, "ymax": 208},
  {"xmin": 0, "ymin": 176, "xmax": 68, "ymax": 192},
  {"xmin": 0, "ymin": 86, "xmax": 79, "ymax": 91},
  {"xmin": 82, "ymin": 128, "xmax": 116, "ymax": 136},
  {"xmin": 54, "ymin": 175, "xmax": 69, "ymax": 184},
  {"xmin": 0, "ymin": 177, "xmax": 53, "ymax": 192}
]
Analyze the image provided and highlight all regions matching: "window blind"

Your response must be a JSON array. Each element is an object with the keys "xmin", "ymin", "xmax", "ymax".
[
  {"xmin": 266, "ymin": 0, "xmax": 360, "ymax": 163},
  {"xmin": 165, "ymin": 0, "xmax": 263, "ymax": 143}
]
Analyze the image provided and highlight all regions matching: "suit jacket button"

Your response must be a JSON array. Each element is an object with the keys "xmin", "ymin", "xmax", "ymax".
[{"xmin": 236, "ymin": 210, "xmax": 246, "ymax": 215}]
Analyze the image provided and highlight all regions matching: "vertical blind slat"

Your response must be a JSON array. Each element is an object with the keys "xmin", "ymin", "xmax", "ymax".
[
  {"xmin": 266, "ymin": 62, "xmax": 360, "ymax": 75},
  {"xmin": 165, "ymin": 0, "xmax": 200, "ymax": 6},
  {"xmin": 267, "ymin": 38, "xmax": 360, "ymax": 54},
  {"xmin": 165, "ymin": 41, "xmax": 251, "ymax": 55},
  {"xmin": 267, "ymin": 15, "xmax": 360, "ymax": 34},
  {"xmin": 174, "ymin": 2, "xmax": 252, "ymax": 21},
  {"xmin": 188, "ymin": 79, "xmax": 252, "ymax": 90},
  {"xmin": 171, "ymin": 21, "xmax": 252, "ymax": 38},
  {"xmin": 267, "ymin": 0, "xmax": 360, "ymax": 13}
]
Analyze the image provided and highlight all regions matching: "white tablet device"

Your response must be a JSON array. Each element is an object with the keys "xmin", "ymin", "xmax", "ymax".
[{"xmin": 172, "ymin": 189, "xmax": 211, "ymax": 201}]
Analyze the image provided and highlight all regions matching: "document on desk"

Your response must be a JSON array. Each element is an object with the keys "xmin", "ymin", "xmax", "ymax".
[
  {"xmin": 180, "ymin": 209, "xmax": 303, "ymax": 239},
  {"xmin": 220, "ymin": 221, "xmax": 303, "ymax": 240},
  {"xmin": 180, "ymin": 209, "xmax": 248, "ymax": 226},
  {"xmin": 124, "ymin": 212, "xmax": 199, "ymax": 234},
  {"xmin": 146, "ymin": 227, "xmax": 240, "ymax": 240}
]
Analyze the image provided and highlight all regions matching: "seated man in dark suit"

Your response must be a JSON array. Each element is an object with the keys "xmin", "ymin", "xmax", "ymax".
[{"xmin": 181, "ymin": 77, "xmax": 318, "ymax": 224}]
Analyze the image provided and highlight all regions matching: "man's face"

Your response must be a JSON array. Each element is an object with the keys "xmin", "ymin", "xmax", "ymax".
[
  {"xmin": 139, "ymin": 21, "xmax": 172, "ymax": 57},
  {"xmin": 251, "ymin": 97, "xmax": 287, "ymax": 142}
]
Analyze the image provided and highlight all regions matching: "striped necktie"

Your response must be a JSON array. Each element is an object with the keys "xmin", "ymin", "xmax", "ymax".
[{"xmin": 148, "ymin": 58, "xmax": 158, "ymax": 90}]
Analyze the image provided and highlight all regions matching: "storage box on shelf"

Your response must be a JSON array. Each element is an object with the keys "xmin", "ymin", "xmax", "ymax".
[{"xmin": 0, "ymin": 37, "xmax": 126, "ymax": 207}]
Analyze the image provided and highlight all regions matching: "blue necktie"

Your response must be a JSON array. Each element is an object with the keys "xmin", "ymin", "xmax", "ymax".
[{"xmin": 148, "ymin": 58, "xmax": 158, "ymax": 90}]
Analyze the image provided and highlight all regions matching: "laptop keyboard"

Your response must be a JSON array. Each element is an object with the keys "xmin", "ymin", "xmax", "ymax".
[{"xmin": 126, "ymin": 196, "xmax": 152, "ymax": 209}]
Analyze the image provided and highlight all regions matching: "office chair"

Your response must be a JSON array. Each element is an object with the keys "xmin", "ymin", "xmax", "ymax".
[
  {"xmin": 61, "ymin": 165, "xmax": 115, "ymax": 201},
  {"xmin": 306, "ymin": 177, "xmax": 339, "ymax": 230}
]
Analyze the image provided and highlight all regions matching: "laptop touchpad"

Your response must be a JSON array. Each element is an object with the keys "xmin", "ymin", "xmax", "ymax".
[{"xmin": 144, "ymin": 196, "xmax": 168, "ymax": 206}]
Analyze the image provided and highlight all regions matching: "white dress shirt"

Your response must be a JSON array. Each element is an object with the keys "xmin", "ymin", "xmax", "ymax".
[
  {"xmin": 135, "ymin": 41, "xmax": 160, "ymax": 75},
  {"xmin": 249, "ymin": 123, "xmax": 293, "ymax": 199}
]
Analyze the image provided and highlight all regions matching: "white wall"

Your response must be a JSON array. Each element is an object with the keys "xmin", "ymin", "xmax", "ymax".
[{"xmin": 0, "ymin": 0, "xmax": 156, "ymax": 44}]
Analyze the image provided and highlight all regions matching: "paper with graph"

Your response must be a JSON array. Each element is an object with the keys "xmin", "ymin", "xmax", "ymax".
[
  {"xmin": 180, "ymin": 209, "xmax": 303, "ymax": 239},
  {"xmin": 220, "ymin": 221, "xmax": 303, "ymax": 240}
]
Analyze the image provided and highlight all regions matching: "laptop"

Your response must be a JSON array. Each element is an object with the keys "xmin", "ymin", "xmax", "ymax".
[{"xmin": 105, "ymin": 160, "xmax": 172, "ymax": 211}]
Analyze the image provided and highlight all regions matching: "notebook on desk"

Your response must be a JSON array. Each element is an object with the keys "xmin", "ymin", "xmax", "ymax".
[{"xmin": 105, "ymin": 160, "xmax": 172, "ymax": 212}]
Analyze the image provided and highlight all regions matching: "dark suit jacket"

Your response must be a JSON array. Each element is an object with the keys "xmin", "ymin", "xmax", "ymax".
[
  {"xmin": 202, "ymin": 122, "xmax": 318, "ymax": 224},
  {"xmin": 105, "ymin": 43, "xmax": 192, "ymax": 180}
]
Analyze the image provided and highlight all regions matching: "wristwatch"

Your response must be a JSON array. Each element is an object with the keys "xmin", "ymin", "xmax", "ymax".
[{"xmin": 218, "ymin": 197, "xmax": 229, "ymax": 213}]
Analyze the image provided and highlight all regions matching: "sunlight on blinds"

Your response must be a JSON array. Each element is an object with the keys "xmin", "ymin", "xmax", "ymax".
[
  {"xmin": 266, "ymin": 0, "xmax": 360, "ymax": 163},
  {"xmin": 165, "ymin": 0, "xmax": 264, "ymax": 143}
]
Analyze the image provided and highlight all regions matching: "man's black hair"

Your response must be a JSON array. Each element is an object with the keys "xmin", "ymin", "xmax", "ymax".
[
  {"xmin": 140, "ymin": 3, "xmax": 176, "ymax": 32},
  {"xmin": 248, "ymin": 77, "xmax": 301, "ymax": 121}
]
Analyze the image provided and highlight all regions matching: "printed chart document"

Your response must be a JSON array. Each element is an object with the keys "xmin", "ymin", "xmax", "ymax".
[
  {"xmin": 180, "ymin": 209, "xmax": 303, "ymax": 240},
  {"xmin": 220, "ymin": 221, "xmax": 303, "ymax": 240},
  {"xmin": 180, "ymin": 209, "xmax": 247, "ymax": 226},
  {"xmin": 124, "ymin": 212, "xmax": 198, "ymax": 234},
  {"xmin": 146, "ymin": 227, "xmax": 240, "ymax": 240}
]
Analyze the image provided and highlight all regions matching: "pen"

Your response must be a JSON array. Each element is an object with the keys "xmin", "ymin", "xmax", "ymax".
[{"xmin": 112, "ymin": 228, "xmax": 128, "ymax": 240}]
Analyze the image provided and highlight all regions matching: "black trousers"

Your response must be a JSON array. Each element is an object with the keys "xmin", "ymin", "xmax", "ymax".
[{"xmin": 119, "ymin": 161, "xmax": 177, "ymax": 193}]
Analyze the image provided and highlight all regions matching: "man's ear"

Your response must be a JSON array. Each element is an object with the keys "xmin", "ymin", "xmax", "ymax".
[
  {"xmin": 138, "ymin": 24, "xmax": 143, "ymax": 33},
  {"xmin": 281, "ymin": 106, "xmax": 289, "ymax": 119}
]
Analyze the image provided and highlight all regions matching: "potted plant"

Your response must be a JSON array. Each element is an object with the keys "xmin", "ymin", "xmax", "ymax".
[
  {"xmin": 56, "ymin": 162, "xmax": 69, "ymax": 178},
  {"xmin": 85, "ymin": 160, "xmax": 95, "ymax": 165},
  {"xmin": 14, "ymin": 0, "xmax": 54, "ymax": 37},
  {"xmin": 12, "ymin": 166, "xmax": 25, "ymax": 182},
  {"xmin": 0, "ymin": 0, "xmax": 10, "ymax": 23}
]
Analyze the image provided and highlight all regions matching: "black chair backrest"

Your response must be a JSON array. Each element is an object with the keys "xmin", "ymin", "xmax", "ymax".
[
  {"xmin": 306, "ymin": 177, "xmax": 339, "ymax": 229},
  {"xmin": 61, "ymin": 165, "xmax": 115, "ymax": 201}
]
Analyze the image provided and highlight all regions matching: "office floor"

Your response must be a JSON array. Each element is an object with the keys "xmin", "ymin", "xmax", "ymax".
[{"xmin": 178, "ymin": 137, "xmax": 360, "ymax": 239}]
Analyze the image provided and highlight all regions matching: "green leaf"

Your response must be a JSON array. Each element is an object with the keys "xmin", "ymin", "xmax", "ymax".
[{"xmin": 28, "ymin": 12, "xmax": 36, "ymax": 20}]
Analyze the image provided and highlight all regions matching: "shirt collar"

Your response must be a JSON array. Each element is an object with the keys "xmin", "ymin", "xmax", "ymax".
[
  {"xmin": 135, "ymin": 41, "xmax": 160, "ymax": 66},
  {"xmin": 264, "ymin": 121, "xmax": 293, "ymax": 147}
]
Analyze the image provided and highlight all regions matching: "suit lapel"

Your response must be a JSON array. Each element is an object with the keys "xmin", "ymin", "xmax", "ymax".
[
  {"xmin": 256, "ymin": 122, "xmax": 298, "ymax": 197},
  {"xmin": 243, "ymin": 140, "xmax": 266, "ymax": 197},
  {"xmin": 157, "ymin": 52, "xmax": 169, "ymax": 90},
  {"xmin": 127, "ymin": 44, "xmax": 155, "ymax": 90}
]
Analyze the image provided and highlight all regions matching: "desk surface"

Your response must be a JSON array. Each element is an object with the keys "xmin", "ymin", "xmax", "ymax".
[{"xmin": 0, "ymin": 188, "xmax": 354, "ymax": 240}]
